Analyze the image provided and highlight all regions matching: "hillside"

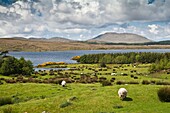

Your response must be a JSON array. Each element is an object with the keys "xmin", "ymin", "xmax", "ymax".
[
  {"xmin": 48, "ymin": 37, "xmax": 73, "ymax": 42},
  {"xmin": 29, "ymin": 37, "xmax": 73, "ymax": 42},
  {"xmin": 0, "ymin": 37, "xmax": 170, "ymax": 52},
  {"xmin": 88, "ymin": 32, "xmax": 152, "ymax": 43}
]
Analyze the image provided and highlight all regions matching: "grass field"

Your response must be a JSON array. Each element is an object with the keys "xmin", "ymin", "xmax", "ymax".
[
  {"xmin": 0, "ymin": 83, "xmax": 170, "ymax": 113},
  {"xmin": 0, "ymin": 63, "xmax": 170, "ymax": 113}
]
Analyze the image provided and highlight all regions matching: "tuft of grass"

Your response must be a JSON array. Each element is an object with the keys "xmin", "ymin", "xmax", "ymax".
[
  {"xmin": 156, "ymin": 81, "xmax": 170, "ymax": 85},
  {"xmin": 157, "ymin": 87, "xmax": 170, "ymax": 102},
  {"xmin": 69, "ymin": 96, "xmax": 77, "ymax": 101},
  {"xmin": 59, "ymin": 101, "xmax": 72, "ymax": 108},
  {"xmin": 101, "ymin": 80, "xmax": 112, "ymax": 86},
  {"xmin": 142, "ymin": 80, "xmax": 150, "ymax": 85},
  {"xmin": 2, "ymin": 107, "xmax": 17, "ymax": 113},
  {"xmin": 116, "ymin": 81, "xmax": 126, "ymax": 85},
  {"xmin": 113, "ymin": 105, "xmax": 123, "ymax": 109},
  {"xmin": 0, "ymin": 97, "xmax": 13, "ymax": 106},
  {"xmin": 128, "ymin": 81, "xmax": 139, "ymax": 84}
]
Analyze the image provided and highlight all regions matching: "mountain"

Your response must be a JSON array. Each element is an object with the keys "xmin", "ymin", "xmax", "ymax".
[
  {"xmin": 48, "ymin": 37, "xmax": 73, "ymax": 42},
  {"xmin": 29, "ymin": 37, "xmax": 73, "ymax": 42},
  {"xmin": 0, "ymin": 36, "xmax": 170, "ymax": 52},
  {"xmin": 13, "ymin": 37, "xmax": 27, "ymax": 40},
  {"xmin": 29, "ymin": 37, "xmax": 47, "ymax": 40},
  {"xmin": 88, "ymin": 32, "xmax": 152, "ymax": 44}
]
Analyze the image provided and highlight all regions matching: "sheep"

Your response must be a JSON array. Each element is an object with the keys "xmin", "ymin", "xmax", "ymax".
[
  {"xmin": 61, "ymin": 80, "xmax": 66, "ymax": 87},
  {"xmin": 118, "ymin": 88, "xmax": 128, "ymax": 100}
]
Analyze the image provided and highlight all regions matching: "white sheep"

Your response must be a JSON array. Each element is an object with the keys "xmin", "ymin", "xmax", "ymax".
[
  {"xmin": 61, "ymin": 80, "xmax": 66, "ymax": 87},
  {"xmin": 118, "ymin": 88, "xmax": 128, "ymax": 100}
]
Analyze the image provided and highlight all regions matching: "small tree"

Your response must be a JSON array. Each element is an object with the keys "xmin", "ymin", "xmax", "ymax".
[
  {"xmin": 0, "ymin": 56, "xmax": 33, "ymax": 76},
  {"xmin": 19, "ymin": 57, "xmax": 33, "ymax": 75},
  {"xmin": 0, "ymin": 57, "xmax": 19, "ymax": 76},
  {"xmin": 0, "ymin": 51, "xmax": 9, "ymax": 57}
]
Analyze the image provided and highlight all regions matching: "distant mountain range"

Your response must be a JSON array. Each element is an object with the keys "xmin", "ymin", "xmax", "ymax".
[
  {"xmin": 0, "ymin": 32, "xmax": 170, "ymax": 52},
  {"xmin": 23, "ymin": 37, "xmax": 73, "ymax": 42},
  {"xmin": 87, "ymin": 32, "xmax": 152, "ymax": 44}
]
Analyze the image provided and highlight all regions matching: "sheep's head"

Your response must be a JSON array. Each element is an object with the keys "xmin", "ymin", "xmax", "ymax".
[
  {"xmin": 118, "ymin": 88, "xmax": 127, "ymax": 100},
  {"xmin": 120, "ymin": 92, "xmax": 127, "ymax": 100}
]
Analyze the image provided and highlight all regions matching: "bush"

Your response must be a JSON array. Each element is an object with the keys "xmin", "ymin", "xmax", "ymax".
[
  {"xmin": 0, "ymin": 97, "xmax": 13, "ymax": 106},
  {"xmin": 150, "ymin": 80, "xmax": 156, "ymax": 84},
  {"xmin": 99, "ymin": 77, "xmax": 107, "ymax": 82},
  {"xmin": 142, "ymin": 80, "xmax": 150, "ymax": 85},
  {"xmin": 134, "ymin": 76, "xmax": 138, "ymax": 79},
  {"xmin": 116, "ymin": 81, "xmax": 126, "ymax": 85},
  {"xmin": 130, "ymin": 75, "xmax": 134, "ymax": 78},
  {"xmin": 157, "ymin": 87, "xmax": 170, "ymax": 102},
  {"xmin": 101, "ymin": 80, "xmax": 112, "ymax": 86},
  {"xmin": 156, "ymin": 81, "xmax": 170, "ymax": 85},
  {"xmin": 110, "ymin": 77, "xmax": 115, "ymax": 82},
  {"xmin": 100, "ymin": 62, "xmax": 106, "ymax": 68},
  {"xmin": 128, "ymin": 81, "xmax": 139, "ymax": 84}
]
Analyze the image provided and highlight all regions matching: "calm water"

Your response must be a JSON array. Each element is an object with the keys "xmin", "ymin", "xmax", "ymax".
[{"xmin": 9, "ymin": 49, "xmax": 170, "ymax": 66}]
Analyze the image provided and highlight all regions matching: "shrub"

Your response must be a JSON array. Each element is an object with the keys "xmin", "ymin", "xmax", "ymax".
[
  {"xmin": 156, "ymin": 81, "xmax": 170, "ymax": 85},
  {"xmin": 101, "ymin": 80, "xmax": 112, "ymax": 86},
  {"xmin": 122, "ymin": 73, "xmax": 128, "ymax": 76},
  {"xmin": 142, "ymin": 80, "xmax": 150, "ymax": 85},
  {"xmin": 110, "ymin": 77, "xmax": 115, "ymax": 82},
  {"xmin": 0, "ymin": 97, "xmax": 13, "ymax": 106},
  {"xmin": 99, "ymin": 77, "xmax": 107, "ymax": 82},
  {"xmin": 150, "ymin": 80, "xmax": 156, "ymax": 84},
  {"xmin": 134, "ymin": 76, "xmax": 138, "ymax": 79},
  {"xmin": 100, "ymin": 62, "xmax": 106, "ymax": 68},
  {"xmin": 128, "ymin": 81, "xmax": 139, "ymax": 84},
  {"xmin": 116, "ymin": 81, "xmax": 126, "ymax": 85},
  {"xmin": 157, "ymin": 87, "xmax": 170, "ymax": 102},
  {"xmin": 130, "ymin": 75, "xmax": 134, "ymax": 78}
]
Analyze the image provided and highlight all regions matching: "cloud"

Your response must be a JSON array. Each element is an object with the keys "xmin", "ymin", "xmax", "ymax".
[
  {"xmin": 0, "ymin": 0, "xmax": 169, "ymax": 41},
  {"xmin": 55, "ymin": 28, "xmax": 88, "ymax": 34},
  {"xmin": 148, "ymin": 24, "xmax": 159, "ymax": 34},
  {"xmin": 148, "ymin": 0, "xmax": 165, "ymax": 4}
]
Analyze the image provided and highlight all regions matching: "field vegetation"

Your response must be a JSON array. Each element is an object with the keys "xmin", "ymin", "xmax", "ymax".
[{"xmin": 0, "ymin": 52, "xmax": 170, "ymax": 113}]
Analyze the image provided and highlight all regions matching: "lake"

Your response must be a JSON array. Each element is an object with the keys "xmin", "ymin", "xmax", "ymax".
[{"xmin": 9, "ymin": 49, "xmax": 170, "ymax": 66}]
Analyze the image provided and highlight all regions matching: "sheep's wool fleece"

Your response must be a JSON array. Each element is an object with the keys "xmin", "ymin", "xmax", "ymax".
[
  {"xmin": 61, "ymin": 81, "xmax": 66, "ymax": 86},
  {"xmin": 118, "ymin": 88, "xmax": 127, "ymax": 96}
]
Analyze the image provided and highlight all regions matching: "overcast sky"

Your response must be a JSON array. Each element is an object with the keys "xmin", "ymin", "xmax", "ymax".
[{"xmin": 0, "ymin": 0, "xmax": 169, "ymax": 41}]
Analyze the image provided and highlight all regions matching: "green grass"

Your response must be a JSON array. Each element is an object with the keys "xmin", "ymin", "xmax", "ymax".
[
  {"xmin": 0, "ymin": 83, "xmax": 170, "ymax": 113},
  {"xmin": 0, "ymin": 63, "xmax": 170, "ymax": 113}
]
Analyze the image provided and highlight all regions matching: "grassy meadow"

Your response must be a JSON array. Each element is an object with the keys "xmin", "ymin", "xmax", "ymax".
[{"xmin": 0, "ymin": 63, "xmax": 170, "ymax": 113}]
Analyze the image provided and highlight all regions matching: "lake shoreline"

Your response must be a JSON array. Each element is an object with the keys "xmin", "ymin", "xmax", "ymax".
[{"xmin": 9, "ymin": 49, "xmax": 170, "ymax": 66}]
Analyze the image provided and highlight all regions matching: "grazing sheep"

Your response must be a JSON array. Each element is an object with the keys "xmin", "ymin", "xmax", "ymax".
[
  {"xmin": 118, "ymin": 88, "xmax": 127, "ymax": 100},
  {"xmin": 61, "ymin": 80, "xmax": 66, "ymax": 87}
]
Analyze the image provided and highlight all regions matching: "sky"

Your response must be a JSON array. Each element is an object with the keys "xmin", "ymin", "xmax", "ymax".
[{"xmin": 0, "ymin": 0, "xmax": 169, "ymax": 41}]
